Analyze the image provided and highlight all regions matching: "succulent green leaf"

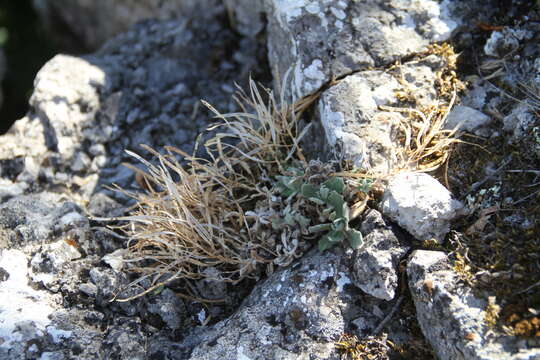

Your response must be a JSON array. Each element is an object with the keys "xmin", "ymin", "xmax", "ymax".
[
  {"xmin": 282, "ymin": 188, "xmax": 297, "ymax": 197},
  {"xmin": 326, "ymin": 190, "xmax": 345, "ymax": 212},
  {"xmin": 276, "ymin": 175, "xmax": 292, "ymax": 186},
  {"xmin": 332, "ymin": 217, "xmax": 347, "ymax": 232},
  {"xmin": 287, "ymin": 177, "xmax": 303, "ymax": 192},
  {"xmin": 357, "ymin": 179, "xmax": 373, "ymax": 193},
  {"xmin": 308, "ymin": 197, "xmax": 326, "ymax": 205},
  {"xmin": 346, "ymin": 229, "xmax": 364, "ymax": 249},
  {"xmin": 324, "ymin": 177, "xmax": 344, "ymax": 194},
  {"xmin": 329, "ymin": 211, "xmax": 336, "ymax": 221},
  {"xmin": 322, "ymin": 207, "xmax": 333, "ymax": 217},
  {"xmin": 308, "ymin": 223, "xmax": 332, "ymax": 233},
  {"xmin": 326, "ymin": 230, "xmax": 344, "ymax": 243},
  {"xmin": 295, "ymin": 214, "xmax": 311, "ymax": 228},
  {"xmin": 301, "ymin": 183, "xmax": 319, "ymax": 198},
  {"xmin": 319, "ymin": 186, "xmax": 330, "ymax": 201},
  {"xmin": 318, "ymin": 237, "xmax": 335, "ymax": 252},
  {"xmin": 284, "ymin": 212, "xmax": 296, "ymax": 226}
]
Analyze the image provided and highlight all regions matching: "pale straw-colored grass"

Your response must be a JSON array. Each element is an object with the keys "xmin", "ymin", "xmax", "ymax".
[{"xmin": 107, "ymin": 77, "xmax": 315, "ymax": 301}]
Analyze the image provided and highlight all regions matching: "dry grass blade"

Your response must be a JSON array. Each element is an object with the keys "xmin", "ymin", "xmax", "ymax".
[{"xmin": 109, "ymin": 77, "xmax": 317, "ymax": 301}]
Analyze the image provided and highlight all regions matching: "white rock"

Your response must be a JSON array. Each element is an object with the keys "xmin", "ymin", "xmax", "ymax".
[
  {"xmin": 265, "ymin": 0, "xmax": 465, "ymax": 100},
  {"xmin": 317, "ymin": 71, "xmax": 401, "ymax": 173},
  {"xmin": 102, "ymin": 249, "xmax": 127, "ymax": 272},
  {"xmin": 0, "ymin": 249, "xmax": 57, "ymax": 350},
  {"xmin": 381, "ymin": 172, "xmax": 463, "ymax": 242}
]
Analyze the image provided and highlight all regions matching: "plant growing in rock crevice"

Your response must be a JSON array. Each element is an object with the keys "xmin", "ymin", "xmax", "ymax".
[
  {"xmin": 106, "ymin": 77, "xmax": 368, "ymax": 301},
  {"xmin": 273, "ymin": 170, "xmax": 363, "ymax": 251}
]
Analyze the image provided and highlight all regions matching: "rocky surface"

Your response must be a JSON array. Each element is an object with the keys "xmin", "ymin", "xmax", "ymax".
[
  {"xmin": 408, "ymin": 250, "xmax": 540, "ymax": 360},
  {"xmin": 0, "ymin": 15, "xmax": 264, "ymax": 207},
  {"xmin": 33, "ymin": 0, "xmax": 223, "ymax": 50},
  {"xmin": 0, "ymin": 1, "xmax": 538, "ymax": 359},
  {"xmin": 265, "ymin": 0, "xmax": 465, "ymax": 100},
  {"xmin": 185, "ymin": 247, "xmax": 417, "ymax": 360},
  {"xmin": 381, "ymin": 172, "xmax": 464, "ymax": 243},
  {"xmin": 352, "ymin": 209, "xmax": 410, "ymax": 301},
  {"xmin": 309, "ymin": 54, "xmax": 447, "ymax": 172}
]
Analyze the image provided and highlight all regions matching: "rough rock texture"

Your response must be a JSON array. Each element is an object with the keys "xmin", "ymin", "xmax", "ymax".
[
  {"xmin": 32, "ymin": 0, "xmax": 223, "ymax": 50},
  {"xmin": 445, "ymin": 105, "xmax": 493, "ymax": 137},
  {"xmin": 265, "ymin": 0, "xmax": 462, "ymax": 100},
  {"xmin": 225, "ymin": 0, "xmax": 266, "ymax": 37},
  {"xmin": 0, "ymin": 9, "xmax": 269, "ymax": 360},
  {"xmin": 0, "ymin": 17, "xmax": 263, "ymax": 206},
  {"xmin": 0, "ymin": 189, "xmax": 189, "ymax": 359},
  {"xmin": 352, "ymin": 209, "xmax": 410, "ymax": 301},
  {"xmin": 308, "ymin": 54, "xmax": 446, "ymax": 171},
  {"xmin": 1, "ymin": 1, "xmax": 538, "ymax": 359},
  {"xmin": 408, "ymin": 250, "xmax": 540, "ymax": 360},
  {"xmin": 184, "ymin": 247, "xmax": 415, "ymax": 359},
  {"xmin": 381, "ymin": 172, "xmax": 463, "ymax": 243}
]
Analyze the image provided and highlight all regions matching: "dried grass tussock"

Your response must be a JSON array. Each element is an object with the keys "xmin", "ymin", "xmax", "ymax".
[
  {"xmin": 107, "ymin": 44, "xmax": 466, "ymax": 302},
  {"xmin": 109, "ymin": 78, "xmax": 316, "ymax": 301}
]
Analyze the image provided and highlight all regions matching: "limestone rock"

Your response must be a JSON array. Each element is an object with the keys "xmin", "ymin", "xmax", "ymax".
[
  {"xmin": 381, "ymin": 172, "xmax": 463, "ymax": 243},
  {"xmin": 408, "ymin": 250, "xmax": 540, "ymax": 360},
  {"xmin": 352, "ymin": 210, "xmax": 410, "ymax": 301},
  {"xmin": 445, "ymin": 105, "xmax": 493, "ymax": 137},
  {"xmin": 265, "ymin": 0, "xmax": 462, "ymax": 100},
  {"xmin": 184, "ymin": 247, "xmax": 418, "ymax": 359},
  {"xmin": 225, "ymin": 0, "xmax": 266, "ymax": 37},
  {"xmin": 32, "ymin": 0, "xmax": 223, "ymax": 50}
]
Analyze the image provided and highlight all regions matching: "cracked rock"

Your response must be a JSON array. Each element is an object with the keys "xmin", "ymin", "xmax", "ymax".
[
  {"xmin": 265, "ymin": 0, "xmax": 463, "ymax": 100},
  {"xmin": 408, "ymin": 250, "xmax": 540, "ymax": 360},
  {"xmin": 352, "ymin": 210, "xmax": 409, "ymax": 301}
]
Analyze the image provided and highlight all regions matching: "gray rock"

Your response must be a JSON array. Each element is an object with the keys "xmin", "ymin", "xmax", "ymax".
[
  {"xmin": 101, "ymin": 248, "xmax": 127, "ymax": 272},
  {"xmin": 0, "ymin": 193, "xmax": 82, "ymax": 247},
  {"xmin": 86, "ymin": 192, "xmax": 123, "ymax": 218},
  {"xmin": 265, "ymin": 0, "xmax": 463, "ymax": 100},
  {"xmin": 184, "ymin": 247, "xmax": 419, "ymax": 359},
  {"xmin": 30, "ymin": 239, "xmax": 82, "ymax": 291},
  {"xmin": 0, "ymin": 156, "xmax": 25, "ymax": 181},
  {"xmin": 0, "ymin": 180, "xmax": 27, "ymax": 203},
  {"xmin": 0, "ymin": 249, "xmax": 60, "ymax": 359},
  {"xmin": 503, "ymin": 103, "xmax": 537, "ymax": 142},
  {"xmin": 225, "ymin": 0, "xmax": 265, "ymax": 37},
  {"xmin": 147, "ymin": 288, "xmax": 187, "ymax": 330},
  {"xmin": 352, "ymin": 210, "xmax": 409, "ymax": 300},
  {"xmin": 78, "ymin": 282, "xmax": 98, "ymax": 297},
  {"xmin": 32, "ymin": 0, "xmax": 223, "ymax": 50},
  {"xmin": 195, "ymin": 267, "xmax": 229, "ymax": 301},
  {"xmin": 313, "ymin": 71, "xmax": 400, "ymax": 172},
  {"xmin": 0, "ymin": 15, "xmax": 265, "ymax": 206},
  {"xmin": 304, "ymin": 53, "xmax": 451, "ymax": 172},
  {"xmin": 445, "ymin": 105, "xmax": 492, "ymax": 136},
  {"xmin": 408, "ymin": 250, "xmax": 540, "ymax": 360},
  {"xmin": 381, "ymin": 172, "xmax": 463, "ymax": 243},
  {"xmin": 484, "ymin": 28, "xmax": 533, "ymax": 58}
]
